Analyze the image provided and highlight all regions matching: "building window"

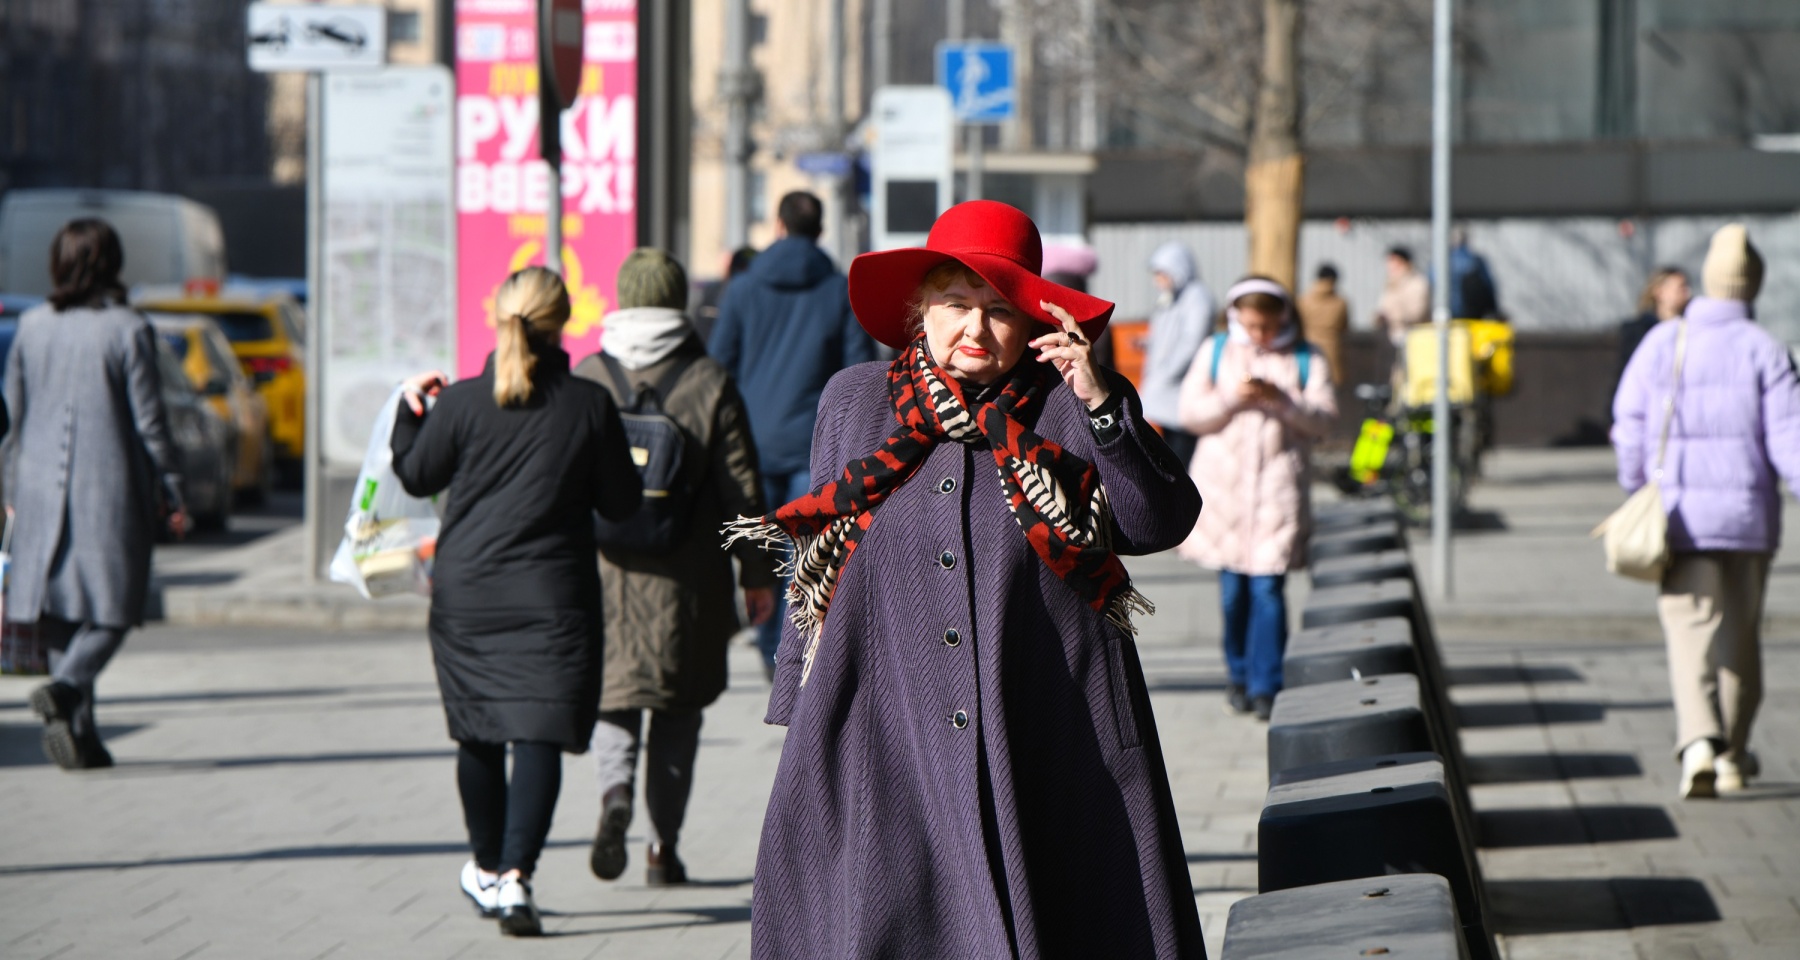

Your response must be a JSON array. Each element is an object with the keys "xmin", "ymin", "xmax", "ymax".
[
  {"xmin": 750, "ymin": 170, "xmax": 768, "ymax": 226},
  {"xmin": 389, "ymin": 11, "xmax": 421, "ymax": 43}
]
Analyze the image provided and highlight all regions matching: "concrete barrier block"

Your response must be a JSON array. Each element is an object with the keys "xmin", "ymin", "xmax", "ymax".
[
  {"xmin": 1258, "ymin": 759, "xmax": 1493, "ymax": 960},
  {"xmin": 1309, "ymin": 549, "xmax": 1416, "ymax": 589},
  {"xmin": 1269, "ymin": 751, "xmax": 1442, "ymax": 788},
  {"xmin": 1222, "ymin": 873, "xmax": 1467, "ymax": 960},
  {"xmin": 1309, "ymin": 519, "xmax": 1405, "ymax": 560},
  {"xmin": 1301, "ymin": 579, "xmax": 1418, "ymax": 630},
  {"xmin": 1312, "ymin": 499, "xmax": 1401, "ymax": 533},
  {"xmin": 1267, "ymin": 674, "xmax": 1433, "ymax": 778},
  {"xmin": 1285, "ymin": 617, "xmax": 1419, "ymax": 688}
]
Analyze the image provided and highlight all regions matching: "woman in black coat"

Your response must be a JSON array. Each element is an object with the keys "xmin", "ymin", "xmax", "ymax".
[{"xmin": 392, "ymin": 266, "xmax": 642, "ymax": 937}]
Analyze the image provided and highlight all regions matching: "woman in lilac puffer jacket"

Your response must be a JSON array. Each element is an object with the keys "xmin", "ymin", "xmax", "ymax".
[{"xmin": 1612, "ymin": 223, "xmax": 1800, "ymax": 800}]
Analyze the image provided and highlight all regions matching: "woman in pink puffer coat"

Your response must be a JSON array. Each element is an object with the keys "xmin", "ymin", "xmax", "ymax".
[{"xmin": 1177, "ymin": 277, "xmax": 1337, "ymax": 719}]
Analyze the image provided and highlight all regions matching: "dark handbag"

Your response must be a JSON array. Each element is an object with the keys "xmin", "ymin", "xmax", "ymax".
[{"xmin": 0, "ymin": 511, "xmax": 48, "ymax": 676}]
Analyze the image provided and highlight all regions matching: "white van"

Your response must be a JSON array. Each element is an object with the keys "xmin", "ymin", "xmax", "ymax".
[{"xmin": 0, "ymin": 189, "xmax": 227, "ymax": 296}]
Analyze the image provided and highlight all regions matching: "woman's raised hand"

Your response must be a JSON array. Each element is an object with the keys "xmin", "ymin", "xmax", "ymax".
[
  {"xmin": 401, "ymin": 371, "xmax": 449, "ymax": 415},
  {"xmin": 1030, "ymin": 302, "xmax": 1111, "ymax": 411}
]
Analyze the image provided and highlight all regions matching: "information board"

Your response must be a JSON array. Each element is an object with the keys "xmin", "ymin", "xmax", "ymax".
[{"xmin": 321, "ymin": 66, "xmax": 457, "ymax": 468}]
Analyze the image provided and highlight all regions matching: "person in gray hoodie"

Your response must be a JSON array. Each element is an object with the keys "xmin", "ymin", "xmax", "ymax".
[{"xmin": 1144, "ymin": 242, "xmax": 1216, "ymax": 466}]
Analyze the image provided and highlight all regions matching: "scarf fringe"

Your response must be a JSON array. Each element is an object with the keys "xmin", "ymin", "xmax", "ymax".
[
  {"xmin": 722, "ymin": 515, "xmax": 829, "ymax": 685},
  {"xmin": 1105, "ymin": 586, "xmax": 1157, "ymax": 636}
]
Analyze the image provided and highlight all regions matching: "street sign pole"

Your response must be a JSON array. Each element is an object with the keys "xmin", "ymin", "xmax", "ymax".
[
  {"xmin": 304, "ymin": 71, "xmax": 325, "ymax": 580},
  {"xmin": 967, "ymin": 111, "xmax": 984, "ymax": 201},
  {"xmin": 539, "ymin": 0, "xmax": 584, "ymax": 276},
  {"xmin": 247, "ymin": 2, "xmax": 385, "ymax": 580},
  {"xmin": 1429, "ymin": 0, "xmax": 1454, "ymax": 599}
]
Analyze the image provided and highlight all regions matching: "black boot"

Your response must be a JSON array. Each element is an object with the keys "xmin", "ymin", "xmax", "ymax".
[
  {"xmin": 645, "ymin": 843, "xmax": 687, "ymax": 886},
  {"xmin": 30, "ymin": 682, "xmax": 88, "ymax": 771},
  {"xmin": 590, "ymin": 784, "xmax": 633, "ymax": 881}
]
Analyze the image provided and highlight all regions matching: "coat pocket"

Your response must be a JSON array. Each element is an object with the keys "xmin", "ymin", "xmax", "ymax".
[{"xmin": 1104, "ymin": 632, "xmax": 1144, "ymax": 751}]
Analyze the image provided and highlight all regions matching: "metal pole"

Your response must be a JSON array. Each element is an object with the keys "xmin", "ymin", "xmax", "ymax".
[
  {"xmin": 539, "ymin": 0, "xmax": 564, "ymax": 274},
  {"xmin": 722, "ymin": 0, "xmax": 752, "ymax": 249},
  {"xmin": 303, "ymin": 72, "xmax": 325, "ymax": 581},
  {"xmin": 947, "ymin": 0, "xmax": 980, "ymax": 201},
  {"xmin": 546, "ymin": 161, "xmax": 563, "ymax": 275},
  {"xmin": 873, "ymin": 0, "xmax": 891, "ymax": 91},
  {"xmin": 1077, "ymin": 0, "xmax": 1098, "ymax": 150},
  {"xmin": 825, "ymin": 0, "xmax": 847, "ymax": 264},
  {"xmin": 1429, "ymin": 0, "xmax": 1453, "ymax": 598},
  {"xmin": 967, "ymin": 118, "xmax": 983, "ymax": 201}
]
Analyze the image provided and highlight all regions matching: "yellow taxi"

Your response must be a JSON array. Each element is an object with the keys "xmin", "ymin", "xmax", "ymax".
[
  {"xmin": 135, "ymin": 285, "xmax": 307, "ymax": 472},
  {"xmin": 147, "ymin": 313, "xmax": 274, "ymax": 500}
]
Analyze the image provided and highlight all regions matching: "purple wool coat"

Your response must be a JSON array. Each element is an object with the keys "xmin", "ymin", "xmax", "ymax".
[
  {"xmin": 1612, "ymin": 296, "xmax": 1800, "ymax": 553},
  {"xmin": 752, "ymin": 361, "xmax": 1208, "ymax": 959}
]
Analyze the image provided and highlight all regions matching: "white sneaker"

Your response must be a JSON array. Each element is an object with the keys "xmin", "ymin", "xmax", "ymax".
[
  {"xmin": 1715, "ymin": 754, "xmax": 1751, "ymax": 793},
  {"xmin": 460, "ymin": 860, "xmax": 499, "ymax": 918},
  {"xmin": 1680, "ymin": 740, "xmax": 1717, "ymax": 799},
  {"xmin": 496, "ymin": 876, "xmax": 542, "ymax": 937}
]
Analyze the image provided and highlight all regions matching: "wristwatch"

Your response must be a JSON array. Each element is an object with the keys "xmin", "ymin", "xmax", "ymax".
[{"xmin": 1087, "ymin": 393, "xmax": 1125, "ymax": 439}]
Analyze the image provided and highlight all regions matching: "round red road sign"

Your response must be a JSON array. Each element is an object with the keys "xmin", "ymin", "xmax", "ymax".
[{"xmin": 541, "ymin": 0, "xmax": 584, "ymax": 111}]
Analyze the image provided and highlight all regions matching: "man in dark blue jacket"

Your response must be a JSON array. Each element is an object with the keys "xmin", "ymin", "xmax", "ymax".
[{"xmin": 710, "ymin": 191, "xmax": 877, "ymax": 677}]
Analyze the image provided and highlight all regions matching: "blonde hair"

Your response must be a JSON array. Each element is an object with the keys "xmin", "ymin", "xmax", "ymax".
[
  {"xmin": 491, "ymin": 266, "xmax": 571, "ymax": 407},
  {"xmin": 906, "ymin": 260, "xmax": 989, "ymax": 340}
]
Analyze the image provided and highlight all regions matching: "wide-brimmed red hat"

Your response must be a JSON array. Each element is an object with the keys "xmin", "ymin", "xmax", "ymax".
[{"xmin": 848, "ymin": 200, "xmax": 1115, "ymax": 350}]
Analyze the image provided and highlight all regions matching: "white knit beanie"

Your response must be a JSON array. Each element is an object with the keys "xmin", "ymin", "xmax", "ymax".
[{"xmin": 1701, "ymin": 223, "xmax": 1764, "ymax": 302}]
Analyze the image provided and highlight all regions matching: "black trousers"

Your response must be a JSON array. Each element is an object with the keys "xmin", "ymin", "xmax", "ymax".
[{"xmin": 457, "ymin": 740, "xmax": 562, "ymax": 876}]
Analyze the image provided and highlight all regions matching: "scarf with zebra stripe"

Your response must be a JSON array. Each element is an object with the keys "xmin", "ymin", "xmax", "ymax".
[{"xmin": 724, "ymin": 337, "xmax": 1152, "ymax": 685}]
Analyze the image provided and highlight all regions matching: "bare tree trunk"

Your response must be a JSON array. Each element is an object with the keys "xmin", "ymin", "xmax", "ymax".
[{"xmin": 1245, "ymin": 0, "xmax": 1303, "ymax": 292}]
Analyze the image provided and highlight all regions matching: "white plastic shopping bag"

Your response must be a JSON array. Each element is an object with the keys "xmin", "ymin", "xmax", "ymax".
[{"xmin": 330, "ymin": 387, "xmax": 441, "ymax": 599}]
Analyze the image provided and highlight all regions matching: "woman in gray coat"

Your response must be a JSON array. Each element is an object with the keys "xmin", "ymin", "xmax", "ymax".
[{"xmin": 4, "ymin": 219, "xmax": 186, "ymax": 770}]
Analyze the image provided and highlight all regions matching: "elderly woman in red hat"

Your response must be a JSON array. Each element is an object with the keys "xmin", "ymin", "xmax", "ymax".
[{"xmin": 730, "ymin": 201, "xmax": 1205, "ymax": 958}]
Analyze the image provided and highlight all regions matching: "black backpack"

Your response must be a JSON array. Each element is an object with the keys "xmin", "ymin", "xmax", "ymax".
[{"xmin": 592, "ymin": 350, "xmax": 701, "ymax": 555}]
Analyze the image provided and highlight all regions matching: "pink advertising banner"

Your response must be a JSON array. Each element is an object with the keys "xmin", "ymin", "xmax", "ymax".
[{"xmin": 454, "ymin": 0, "xmax": 637, "ymax": 377}]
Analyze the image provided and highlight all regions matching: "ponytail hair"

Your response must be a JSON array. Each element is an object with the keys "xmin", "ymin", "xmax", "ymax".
[{"xmin": 491, "ymin": 266, "xmax": 571, "ymax": 407}]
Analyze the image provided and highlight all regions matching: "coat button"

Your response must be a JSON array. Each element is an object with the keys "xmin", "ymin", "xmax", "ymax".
[
  {"xmin": 943, "ymin": 627, "xmax": 961, "ymax": 647},
  {"xmin": 939, "ymin": 477, "xmax": 956, "ymax": 494},
  {"xmin": 950, "ymin": 710, "xmax": 969, "ymax": 729},
  {"xmin": 939, "ymin": 550, "xmax": 956, "ymax": 569}
]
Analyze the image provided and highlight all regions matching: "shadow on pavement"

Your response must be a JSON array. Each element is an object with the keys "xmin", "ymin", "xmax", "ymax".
[
  {"xmin": 0, "ymin": 722, "xmax": 149, "ymax": 767},
  {"xmin": 1457, "ymin": 701, "xmax": 1607, "ymax": 727},
  {"xmin": 0, "ymin": 686, "xmax": 348, "ymax": 710},
  {"xmin": 1486, "ymin": 877, "xmax": 1720, "ymax": 934},
  {"xmin": 544, "ymin": 904, "xmax": 753, "ymax": 938},
  {"xmin": 104, "ymin": 748, "xmax": 456, "ymax": 773},
  {"xmin": 1718, "ymin": 781, "xmax": 1800, "ymax": 801},
  {"xmin": 1477, "ymin": 805, "xmax": 1678, "ymax": 848},
  {"xmin": 1146, "ymin": 677, "xmax": 1228, "ymax": 693},
  {"xmin": 0, "ymin": 838, "xmax": 586, "ymax": 875},
  {"xmin": 1185, "ymin": 851, "xmax": 1257, "ymax": 863},
  {"xmin": 1446, "ymin": 664, "xmax": 1585, "ymax": 686},
  {"xmin": 1466, "ymin": 752, "xmax": 1643, "ymax": 784}
]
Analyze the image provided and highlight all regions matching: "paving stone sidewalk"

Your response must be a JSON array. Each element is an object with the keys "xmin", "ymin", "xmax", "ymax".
[{"xmin": 0, "ymin": 448, "xmax": 1794, "ymax": 959}]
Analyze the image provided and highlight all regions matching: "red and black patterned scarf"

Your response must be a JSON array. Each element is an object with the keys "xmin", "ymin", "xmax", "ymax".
[{"xmin": 725, "ymin": 337, "xmax": 1151, "ymax": 684}]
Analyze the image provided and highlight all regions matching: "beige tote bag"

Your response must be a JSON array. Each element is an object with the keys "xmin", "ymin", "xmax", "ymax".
[{"xmin": 1594, "ymin": 321, "xmax": 1686, "ymax": 581}]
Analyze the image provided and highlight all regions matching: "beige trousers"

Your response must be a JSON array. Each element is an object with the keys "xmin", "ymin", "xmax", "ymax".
[{"xmin": 1657, "ymin": 551, "xmax": 1770, "ymax": 761}]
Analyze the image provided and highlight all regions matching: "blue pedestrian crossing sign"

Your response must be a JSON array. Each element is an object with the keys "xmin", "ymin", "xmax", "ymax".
[{"xmin": 935, "ymin": 42, "xmax": 1016, "ymax": 124}]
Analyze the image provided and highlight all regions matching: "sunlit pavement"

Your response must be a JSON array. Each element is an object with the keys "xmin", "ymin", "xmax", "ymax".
[{"xmin": 1, "ymin": 450, "xmax": 1796, "ymax": 958}]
